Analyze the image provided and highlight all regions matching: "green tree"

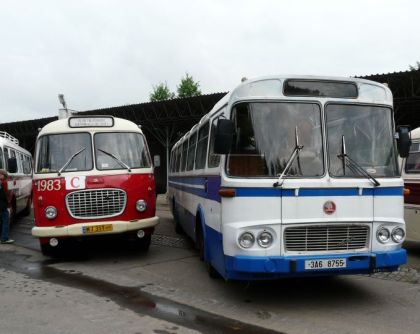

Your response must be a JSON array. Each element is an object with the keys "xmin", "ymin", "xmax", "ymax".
[
  {"xmin": 149, "ymin": 82, "xmax": 175, "ymax": 102},
  {"xmin": 409, "ymin": 61, "xmax": 420, "ymax": 71},
  {"xmin": 177, "ymin": 73, "xmax": 202, "ymax": 98}
]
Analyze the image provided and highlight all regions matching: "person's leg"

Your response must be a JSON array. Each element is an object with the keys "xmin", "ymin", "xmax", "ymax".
[{"xmin": 1, "ymin": 209, "xmax": 10, "ymax": 242}]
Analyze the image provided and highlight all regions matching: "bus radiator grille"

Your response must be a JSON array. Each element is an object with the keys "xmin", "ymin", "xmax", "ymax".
[
  {"xmin": 65, "ymin": 188, "xmax": 127, "ymax": 219},
  {"xmin": 284, "ymin": 225, "xmax": 369, "ymax": 252}
]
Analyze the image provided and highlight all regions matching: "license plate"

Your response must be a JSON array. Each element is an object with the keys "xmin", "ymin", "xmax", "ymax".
[
  {"xmin": 304, "ymin": 258, "xmax": 346, "ymax": 270},
  {"xmin": 83, "ymin": 224, "xmax": 113, "ymax": 234}
]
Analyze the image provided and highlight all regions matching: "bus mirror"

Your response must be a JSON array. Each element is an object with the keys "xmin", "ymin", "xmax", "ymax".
[
  {"xmin": 397, "ymin": 126, "xmax": 411, "ymax": 158},
  {"xmin": 214, "ymin": 119, "xmax": 234, "ymax": 154},
  {"xmin": 7, "ymin": 157, "xmax": 17, "ymax": 173}
]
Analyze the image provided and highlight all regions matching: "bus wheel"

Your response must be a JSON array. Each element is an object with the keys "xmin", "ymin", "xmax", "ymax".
[
  {"xmin": 196, "ymin": 224, "xmax": 205, "ymax": 261},
  {"xmin": 173, "ymin": 199, "xmax": 184, "ymax": 235},
  {"xmin": 198, "ymin": 227, "xmax": 220, "ymax": 278}
]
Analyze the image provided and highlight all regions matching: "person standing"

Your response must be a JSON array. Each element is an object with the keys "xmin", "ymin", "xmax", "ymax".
[{"xmin": 0, "ymin": 169, "xmax": 14, "ymax": 244}]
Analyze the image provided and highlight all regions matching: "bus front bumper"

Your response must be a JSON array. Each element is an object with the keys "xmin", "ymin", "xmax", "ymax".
[
  {"xmin": 32, "ymin": 216, "xmax": 159, "ymax": 238},
  {"xmin": 224, "ymin": 249, "xmax": 406, "ymax": 280}
]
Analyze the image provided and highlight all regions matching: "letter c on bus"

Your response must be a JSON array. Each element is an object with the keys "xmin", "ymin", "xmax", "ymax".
[{"xmin": 71, "ymin": 177, "xmax": 80, "ymax": 189}]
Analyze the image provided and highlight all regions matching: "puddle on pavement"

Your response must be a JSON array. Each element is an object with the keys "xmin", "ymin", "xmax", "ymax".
[{"xmin": 0, "ymin": 250, "xmax": 284, "ymax": 334}]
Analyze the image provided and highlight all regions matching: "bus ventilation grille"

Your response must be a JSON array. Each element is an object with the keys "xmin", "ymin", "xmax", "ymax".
[
  {"xmin": 284, "ymin": 224, "xmax": 369, "ymax": 252},
  {"xmin": 66, "ymin": 188, "xmax": 126, "ymax": 219}
]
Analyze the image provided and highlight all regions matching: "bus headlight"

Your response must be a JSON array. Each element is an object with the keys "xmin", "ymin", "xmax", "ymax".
[
  {"xmin": 136, "ymin": 200, "xmax": 147, "ymax": 212},
  {"xmin": 376, "ymin": 227, "xmax": 390, "ymax": 243},
  {"xmin": 45, "ymin": 206, "xmax": 57, "ymax": 220},
  {"xmin": 238, "ymin": 232, "xmax": 255, "ymax": 249},
  {"xmin": 391, "ymin": 227, "xmax": 405, "ymax": 243},
  {"xmin": 257, "ymin": 231, "xmax": 273, "ymax": 248}
]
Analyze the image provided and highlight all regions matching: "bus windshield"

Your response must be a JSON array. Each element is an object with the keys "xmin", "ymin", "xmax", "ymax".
[
  {"xmin": 37, "ymin": 133, "xmax": 93, "ymax": 173},
  {"xmin": 326, "ymin": 104, "xmax": 399, "ymax": 177},
  {"xmin": 227, "ymin": 102, "xmax": 324, "ymax": 177},
  {"xmin": 94, "ymin": 132, "xmax": 151, "ymax": 170}
]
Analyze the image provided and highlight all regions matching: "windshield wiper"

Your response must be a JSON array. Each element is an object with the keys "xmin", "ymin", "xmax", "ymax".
[
  {"xmin": 273, "ymin": 127, "xmax": 304, "ymax": 187},
  {"xmin": 97, "ymin": 148, "xmax": 131, "ymax": 172},
  {"xmin": 58, "ymin": 147, "xmax": 86, "ymax": 176},
  {"xmin": 337, "ymin": 135, "xmax": 380, "ymax": 187}
]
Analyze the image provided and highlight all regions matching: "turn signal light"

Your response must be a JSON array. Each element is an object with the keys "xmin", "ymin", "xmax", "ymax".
[
  {"xmin": 37, "ymin": 196, "xmax": 44, "ymax": 207},
  {"xmin": 404, "ymin": 188, "xmax": 411, "ymax": 196},
  {"xmin": 219, "ymin": 188, "xmax": 236, "ymax": 198}
]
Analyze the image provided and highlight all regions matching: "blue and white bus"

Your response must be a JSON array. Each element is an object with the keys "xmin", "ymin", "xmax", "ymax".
[{"xmin": 168, "ymin": 75, "xmax": 410, "ymax": 280}]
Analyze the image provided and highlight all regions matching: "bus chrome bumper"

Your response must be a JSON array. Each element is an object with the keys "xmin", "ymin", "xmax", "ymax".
[
  {"xmin": 224, "ymin": 249, "xmax": 406, "ymax": 280},
  {"xmin": 32, "ymin": 216, "xmax": 159, "ymax": 238}
]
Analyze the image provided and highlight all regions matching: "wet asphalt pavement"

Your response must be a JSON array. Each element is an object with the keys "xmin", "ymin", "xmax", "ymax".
[{"xmin": 2, "ymin": 197, "xmax": 420, "ymax": 334}]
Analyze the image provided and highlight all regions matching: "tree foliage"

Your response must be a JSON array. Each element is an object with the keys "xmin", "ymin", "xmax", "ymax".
[
  {"xmin": 409, "ymin": 61, "xmax": 420, "ymax": 71},
  {"xmin": 176, "ymin": 73, "xmax": 202, "ymax": 98},
  {"xmin": 149, "ymin": 82, "xmax": 175, "ymax": 102}
]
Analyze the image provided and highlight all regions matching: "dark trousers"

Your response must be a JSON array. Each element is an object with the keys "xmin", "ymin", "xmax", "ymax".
[{"xmin": 0, "ymin": 209, "xmax": 10, "ymax": 241}]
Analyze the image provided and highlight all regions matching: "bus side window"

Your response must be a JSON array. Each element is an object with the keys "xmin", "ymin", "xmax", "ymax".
[
  {"xmin": 195, "ymin": 121, "xmax": 210, "ymax": 170},
  {"xmin": 23, "ymin": 155, "xmax": 32, "ymax": 174},
  {"xmin": 174, "ymin": 149, "xmax": 179, "ymax": 172},
  {"xmin": 187, "ymin": 132, "xmax": 198, "ymax": 171},
  {"xmin": 176, "ymin": 146, "xmax": 182, "ymax": 172},
  {"xmin": 4, "ymin": 148, "xmax": 9, "ymax": 170},
  {"xmin": 18, "ymin": 152, "xmax": 24, "ymax": 173},
  {"xmin": 208, "ymin": 118, "xmax": 221, "ymax": 168},
  {"xmin": 0, "ymin": 148, "xmax": 4, "ymax": 170},
  {"xmin": 181, "ymin": 140, "xmax": 189, "ymax": 172}
]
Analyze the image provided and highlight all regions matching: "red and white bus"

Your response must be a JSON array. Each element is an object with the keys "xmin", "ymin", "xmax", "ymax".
[
  {"xmin": 401, "ymin": 127, "xmax": 420, "ymax": 242},
  {"xmin": 31, "ymin": 116, "xmax": 158, "ymax": 256},
  {"xmin": 0, "ymin": 131, "xmax": 32, "ymax": 219}
]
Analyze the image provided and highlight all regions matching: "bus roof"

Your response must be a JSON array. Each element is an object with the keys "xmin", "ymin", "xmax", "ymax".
[
  {"xmin": 173, "ymin": 75, "xmax": 393, "ymax": 149},
  {"xmin": 0, "ymin": 131, "xmax": 31, "ymax": 155},
  {"xmin": 38, "ymin": 116, "xmax": 144, "ymax": 137},
  {"xmin": 0, "ymin": 136, "xmax": 31, "ymax": 155},
  {"xmin": 208, "ymin": 75, "xmax": 392, "ymax": 119}
]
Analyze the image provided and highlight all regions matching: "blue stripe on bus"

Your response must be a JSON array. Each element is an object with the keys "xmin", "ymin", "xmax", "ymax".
[
  {"xmin": 234, "ymin": 188, "xmax": 294, "ymax": 197},
  {"xmin": 169, "ymin": 175, "xmax": 221, "ymax": 202},
  {"xmin": 234, "ymin": 187, "xmax": 403, "ymax": 197},
  {"xmin": 168, "ymin": 176, "xmax": 403, "ymax": 199},
  {"xmin": 362, "ymin": 187, "xmax": 404, "ymax": 196}
]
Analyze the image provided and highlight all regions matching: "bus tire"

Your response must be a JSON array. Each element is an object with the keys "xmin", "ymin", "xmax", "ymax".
[
  {"xmin": 196, "ymin": 221, "xmax": 206, "ymax": 261},
  {"xmin": 173, "ymin": 199, "xmax": 184, "ymax": 235},
  {"xmin": 197, "ymin": 223, "xmax": 221, "ymax": 279}
]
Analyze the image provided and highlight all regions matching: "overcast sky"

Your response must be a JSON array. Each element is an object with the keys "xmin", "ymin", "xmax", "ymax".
[{"xmin": 1, "ymin": 0, "xmax": 419, "ymax": 123}]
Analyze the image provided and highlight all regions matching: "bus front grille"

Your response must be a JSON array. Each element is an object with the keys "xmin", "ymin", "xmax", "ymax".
[
  {"xmin": 284, "ymin": 225, "xmax": 369, "ymax": 252},
  {"xmin": 66, "ymin": 188, "xmax": 127, "ymax": 219}
]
